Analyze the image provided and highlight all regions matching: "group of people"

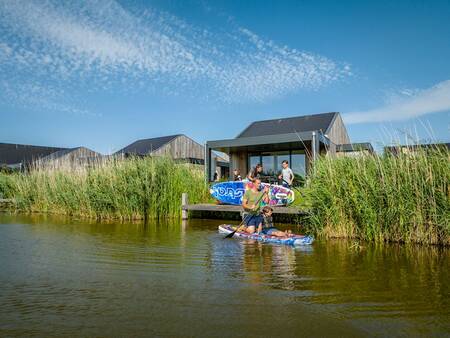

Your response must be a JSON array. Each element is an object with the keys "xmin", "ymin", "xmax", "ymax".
[
  {"xmin": 238, "ymin": 160, "xmax": 295, "ymax": 237},
  {"xmin": 233, "ymin": 160, "xmax": 294, "ymax": 188}
]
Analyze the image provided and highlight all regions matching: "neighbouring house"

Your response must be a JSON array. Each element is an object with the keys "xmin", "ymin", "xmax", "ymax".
[
  {"xmin": 336, "ymin": 143, "xmax": 374, "ymax": 157},
  {"xmin": 0, "ymin": 142, "xmax": 102, "ymax": 170},
  {"xmin": 205, "ymin": 112, "xmax": 370, "ymax": 182},
  {"xmin": 38, "ymin": 147, "xmax": 102, "ymax": 168},
  {"xmin": 116, "ymin": 134, "xmax": 230, "ymax": 178},
  {"xmin": 115, "ymin": 134, "xmax": 204, "ymax": 164},
  {"xmin": 0, "ymin": 142, "xmax": 67, "ymax": 169},
  {"xmin": 384, "ymin": 142, "xmax": 450, "ymax": 156}
]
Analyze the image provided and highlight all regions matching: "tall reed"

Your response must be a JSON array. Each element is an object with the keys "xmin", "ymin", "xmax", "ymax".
[
  {"xmin": 2, "ymin": 156, "xmax": 209, "ymax": 220},
  {"xmin": 306, "ymin": 146, "xmax": 449, "ymax": 245}
]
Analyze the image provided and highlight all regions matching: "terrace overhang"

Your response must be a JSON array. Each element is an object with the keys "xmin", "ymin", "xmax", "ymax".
[
  {"xmin": 206, "ymin": 131, "xmax": 328, "ymax": 153},
  {"xmin": 205, "ymin": 130, "xmax": 329, "ymax": 181}
]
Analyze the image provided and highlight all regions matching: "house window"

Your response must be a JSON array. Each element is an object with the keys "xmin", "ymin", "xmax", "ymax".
[
  {"xmin": 275, "ymin": 151, "xmax": 290, "ymax": 172},
  {"xmin": 261, "ymin": 153, "xmax": 276, "ymax": 176},
  {"xmin": 247, "ymin": 150, "xmax": 306, "ymax": 181},
  {"xmin": 291, "ymin": 150, "xmax": 306, "ymax": 177},
  {"xmin": 249, "ymin": 154, "xmax": 260, "ymax": 173}
]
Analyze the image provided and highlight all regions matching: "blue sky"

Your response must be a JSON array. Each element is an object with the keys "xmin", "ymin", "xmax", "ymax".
[{"xmin": 0, "ymin": 0, "xmax": 449, "ymax": 154}]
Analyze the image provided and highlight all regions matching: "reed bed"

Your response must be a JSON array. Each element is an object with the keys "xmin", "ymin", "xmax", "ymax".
[
  {"xmin": 1, "ymin": 156, "xmax": 209, "ymax": 220},
  {"xmin": 306, "ymin": 146, "xmax": 449, "ymax": 245}
]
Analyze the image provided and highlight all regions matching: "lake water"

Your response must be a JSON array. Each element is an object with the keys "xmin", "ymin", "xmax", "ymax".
[{"xmin": 0, "ymin": 213, "xmax": 448, "ymax": 337}]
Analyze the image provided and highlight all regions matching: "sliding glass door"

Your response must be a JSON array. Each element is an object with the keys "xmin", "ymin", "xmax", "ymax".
[{"xmin": 247, "ymin": 150, "xmax": 306, "ymax": 182}]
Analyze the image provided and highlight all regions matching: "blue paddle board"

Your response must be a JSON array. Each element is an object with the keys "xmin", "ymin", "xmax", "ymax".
[{"xmin": 210, "ymin": 181, "xmax": 295, "ymax": 206}]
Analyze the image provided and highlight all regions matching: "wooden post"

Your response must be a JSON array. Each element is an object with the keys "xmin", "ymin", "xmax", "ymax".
[
  {"xmin": 312, "ymin": 131, "xmax": 317, "ymax": 162},
  {"xmin": 182, "ymin": 193, "xmax": 189, "ymax": 220}
]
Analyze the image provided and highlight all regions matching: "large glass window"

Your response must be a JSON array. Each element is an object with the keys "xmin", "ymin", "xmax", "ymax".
[
  {"xmin": 247, "ymin": 150, "xmax": 306, "ymax": 185},
  {"xmin": 261, "ymin": 153, "xmax": 275, "ymax": 176},
  {"xmin": 291, "ymin": 150, "xmax": 306, "ymax": 177},
  {"xmin": 275, "ymin": 151, "xmax": 290, "ymax": 173},
  {"xmin": 249, "ymin": 154, "xmax": 260, "ymax": 174}
]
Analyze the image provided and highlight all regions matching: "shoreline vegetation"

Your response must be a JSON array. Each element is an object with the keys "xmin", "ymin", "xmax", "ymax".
[
  {"xmin": 0, "ymin": 157, "xmax": 209, "ymax": 220},
  {"xmin": 306, "ymin": 146, "xmax": 449, "ymax": 246},
  {"xmin": 0, "ymin": 147, "xmax": 449, "ymax": 245}
]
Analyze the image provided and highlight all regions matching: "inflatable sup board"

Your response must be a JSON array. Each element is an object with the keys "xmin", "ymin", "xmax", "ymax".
[
  {"xmin": 218, "ymin": 224, "xmax": 313, "ymax": 246},
  {"xmin": 210, "ymin": 181, "xmax": 294, "ymax": 206}
]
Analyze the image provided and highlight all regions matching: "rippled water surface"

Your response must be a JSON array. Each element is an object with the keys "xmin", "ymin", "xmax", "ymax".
[{"xmin": 0, "ymin": 214, "xmax": 448, "ymax": 337}]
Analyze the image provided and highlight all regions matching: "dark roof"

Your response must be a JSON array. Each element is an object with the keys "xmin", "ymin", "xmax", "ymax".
[
  {"xmin": 40, "ymin": 147, "xmax": 101, "ymax": 161},
  {"xmin": 115, "ymin": 134, "xmax": 182, "ymax": 155},
  {"xmin": 237, "ymin": 112, "xmax": 338, "ymax": 138},
  {"xmin": 0, "ymin": 142, "xmax": 67, "ymax": 165},
  {"xmin": 337, "ymin": 143, "xmax": 374, "ymax": 153}
]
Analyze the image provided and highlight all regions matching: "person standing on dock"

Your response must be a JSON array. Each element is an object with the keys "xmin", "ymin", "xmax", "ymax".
[
  {"xmin": 247, "ymin": 163, "xmax": 263, "ymax": 181},
  {"xmin": 241, "ymin": 178, "xmax": 269, "ymax": 234},
  {"xmin": 233, "ymin": 169, "xmax": 242, "ymax": 181},
  {"xmin": 278, "ymin": 160, "xmax": 294, "ymax": 188}
]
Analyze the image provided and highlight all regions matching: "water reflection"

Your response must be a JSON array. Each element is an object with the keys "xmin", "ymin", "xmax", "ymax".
[{"xmin": 0, "ymin": 213, "xmax": 448, "ymax": 337}]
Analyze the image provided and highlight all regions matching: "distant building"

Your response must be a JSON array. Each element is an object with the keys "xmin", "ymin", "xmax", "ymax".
[
  {"xmin": 0, "ymin": 142, "xmax": 66, "ymax": 169},
  {"xmin": 0, "ymin": 143, "xmax": 101, "ymax": 170},
  {"xmin": 206, "ymin": 112, "xmax": 372, "ymax": 181},
  {"xmin": 336, "ymin": 143, "xmax": 374, "ymax": 157},
  {"xmin": 116, "ymin": 134, "xmax": 230, "ymax": 178},
  {"xmin": 384, "ymin": 142, "xmax": 450, "ymax": 156},
  {"xmin": 115, "ymin": 134, "xmax": 204, "ymax": 164},
  {"xmin": 38, "ymin": 147, "xmax": 102, "ymax": 168}
]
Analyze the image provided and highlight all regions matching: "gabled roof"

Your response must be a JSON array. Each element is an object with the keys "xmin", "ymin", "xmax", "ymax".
[
  {"xmin": 115, "ymin": 134, "xmax": 182, "ymax": 155},
  {"xmin": 0, "ymin": 142, "xmax": 66, "ymax": 165},
  {"xmin": 237, "ymin": 112, "xmax": 338, "ymax": 138},
  {"xmin": 40, "ymin": 147, "xmax": 101, "ymax": 161}
]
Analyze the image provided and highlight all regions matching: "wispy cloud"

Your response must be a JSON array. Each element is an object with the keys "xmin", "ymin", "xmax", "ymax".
[
  {"xmin": 0, "ymin": 0, "xmax": 349, "ymax": 113},
  {"xmin": 344, "ymin": 80, "xmax": 450, "ymax": 124}
]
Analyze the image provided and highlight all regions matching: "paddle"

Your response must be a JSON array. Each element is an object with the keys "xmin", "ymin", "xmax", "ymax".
[
  {"xmin": 280, "ymin": 178, "xmax": 303, "ymax": 196},
  {"xmin": 224, "ymin": 187, "xmax": 268, "ymax": 239}
]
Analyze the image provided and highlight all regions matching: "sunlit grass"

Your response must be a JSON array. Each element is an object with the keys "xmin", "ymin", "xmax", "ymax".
[
  {"xmin": 1, "ymin": 156, "xmax": 209, "ymax": 220},
  {"xmin": 306, "ymin": 146, "xmax": 449, "ymax": 245}
]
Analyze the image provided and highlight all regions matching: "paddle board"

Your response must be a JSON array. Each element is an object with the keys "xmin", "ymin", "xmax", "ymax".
[
  {"xmin": 218, "ymin": 224, "xmax": 314, "ymax": 246},
  {"xmin": 210, "ymin": 181, "xmax": 294, "ymax": 206}
]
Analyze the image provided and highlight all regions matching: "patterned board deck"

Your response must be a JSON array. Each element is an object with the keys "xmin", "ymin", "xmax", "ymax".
[
  {"xmin": 218, "ymin": 224, "xmax": 314, "ymax": 246},
  {"xmin": 210, "ymin": 181, "xmax": 295, "ymax": 206}
]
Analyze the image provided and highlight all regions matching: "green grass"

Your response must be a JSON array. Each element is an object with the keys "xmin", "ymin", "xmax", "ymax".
[
  {"xmin": 305, "ymin": 146, "xmax": 450, "ymax": 245},
  {"xmin": 1, "ymin": 147, "xmax": 448, "ymax": 246},
  {"xmin": 1, "ymin": 156, "xmax": 210, "ymax": 220}
]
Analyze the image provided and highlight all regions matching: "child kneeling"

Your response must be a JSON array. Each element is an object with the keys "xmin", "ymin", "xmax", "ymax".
[{"xmin": 261, "ymin": 206, "xmax": 292, "ymax": 237}]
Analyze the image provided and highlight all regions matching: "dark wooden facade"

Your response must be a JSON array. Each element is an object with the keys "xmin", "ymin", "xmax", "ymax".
[
  {"xmin": 0, "ymin": 142, "xmax": 66, "ymax": 168},
  {"xmin": 116, "ymin": 134, "xmax": 204, "ymax": 162},
  {"xmin": 205, "ymin": 112, "xmax": 352, "ymax": 181}
]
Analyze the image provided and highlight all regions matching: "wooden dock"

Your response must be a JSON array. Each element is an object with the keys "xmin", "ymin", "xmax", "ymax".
[
  {"xmin": 182, "ymin": 203, "xmax": 303, "ymax": 214},
  {"xmin": 181, "ymin": 193, "xmax": 308, "ymax": 221}
]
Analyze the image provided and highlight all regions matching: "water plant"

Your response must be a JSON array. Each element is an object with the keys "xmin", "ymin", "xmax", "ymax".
[
  {"xmin": 306, "ymin": 145, "xmax": 449, "ymax": 245},
  {"xmin": 2, "ymin": 156, "xmax": 209, "ymax": 220}
]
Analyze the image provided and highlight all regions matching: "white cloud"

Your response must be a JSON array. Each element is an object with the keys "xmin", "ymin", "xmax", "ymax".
[
  {"xmin": 344, "ymin": 80, "xmax": 450, "ymax": 124},
  {"xmin": 0, "ymin": 0, "xmax": 349, "ymax": 113},
  {"xmin": 0, "ymin": 80, "xmax": 95, "ymax": 117}
]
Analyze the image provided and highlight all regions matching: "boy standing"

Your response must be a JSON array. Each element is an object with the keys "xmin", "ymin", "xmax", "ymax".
[{"xmin": 278, "ymin": 160, "xmax": 294, "ymax": 187}]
